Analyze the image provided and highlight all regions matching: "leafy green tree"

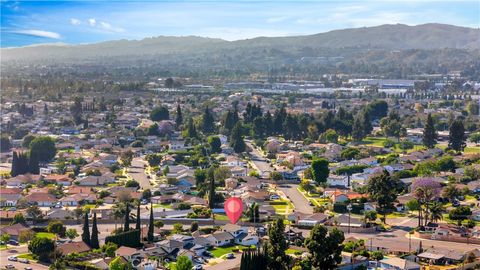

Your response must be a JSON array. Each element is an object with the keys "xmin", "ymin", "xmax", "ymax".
[
  {"xmin": 120, "ymin": 150, "xmax": 134, "ymax": 167},
  {"xmin": 173, "ymin": 223, "xmax": 183, "ymax": 234},
  {"xmin": 448, "ymin": 119, "xmax": 466, "ymax": 152},
  {"xmin": 311, "ymin": 158, "xmax": 329, "ymax": 185},
  {"xmin": 265, "ymin": 218, "xmax": 288, "ymax": 270},
  {"xmin": 47, "ymin": 220, "xmax": 66, "ymax": 237},
  {"xmin": 380, "ymin": 111, "xmax": 405, "ymax": 142},
  {"xmin": 28, "ymin": 236, "xmax": 55, "ymax": 262},
  {"xmin": 1, "ymin": 234, "xmax": 10, "ymax": 249},
  {"xmin": 318, "ymin": 129, "xmax": 338, "ymax": 143},
  {"xmin": 65, "ymin": 228, "xmax": 78, "ymax": 240},
  {"xmin": 11, "ymin": 213, "xmax": 26, "ymax": 225},
  {"xmin": 190, "ymin": 221, "xmax": 199, "ymax": 232},
  {"xmin": 29, "ymin": 136, "xmax": 56, "ymax": 162},
  {"xmin": 442, "ymin": 184, "xmax": 459, "ymax": 201},
  {"xmin": 366, "ymin": 170, "xmax": 400, "ymax": 223},
  {"xmin": 305, "ymin": 225, "xmax": 345, "ymax": 270},
  {"xmin": 423, "ymin": 113, "xmax": 437, "ymax": 149},
  {"xmin": 91, "ymin": 213, "xmax": 100, "ymax": 249},
  {"xmin": 22, "ymin": 134, "xmax": 36, "ymax": 148},
  {"xmin": 208, "ymin": 136, "xmax": 222, "ymax": 153},
  {"xmin": 150, "ymin": 106, "xmax": 169, "ymax": 121},
  {"xmin": 469, "ymin": 133, "xmax": 480, "ymax": 144},
  {"xmin": 176, "ymin": 255, "xmax": 193, "ymax": 270},
  {"xmin": 230, "ymin": 123, "xmax": 246, "ymax": 153},
  {"xmin": 449, "ymin": 206, "xmax": 472, "ymax": 226}
]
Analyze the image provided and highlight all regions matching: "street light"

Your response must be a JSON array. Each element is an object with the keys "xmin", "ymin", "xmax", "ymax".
[{"xmin": 347, "ymin": 203, "xmax": 353, "ymax": 234}]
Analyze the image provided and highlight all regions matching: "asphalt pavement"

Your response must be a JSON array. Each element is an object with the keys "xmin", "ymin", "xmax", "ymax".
[
  {"xmin": 129, "ymin": 157, "xmax": 152, "ymax": 189},
  {"xmin": 278, "ymin": 184, "xmax": 314, "ymax": 214}
]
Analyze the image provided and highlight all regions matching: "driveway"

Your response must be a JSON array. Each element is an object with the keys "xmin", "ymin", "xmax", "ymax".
[
  {"xmin": 278, "ymin": 184, "xmax": 313, "ymax": 214},
  {"xmin": 128, "ymin": 157, "xmax": 152, "ymax": 189}
]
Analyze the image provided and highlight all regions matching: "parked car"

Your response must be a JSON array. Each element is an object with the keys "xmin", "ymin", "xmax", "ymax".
[
  {"xmin": 5, "ymin": 264, "xmax": 15, "ymax": 269},
  {"xmin": 19, "ymin": 258, "xmax": 29, "ymax": 264},
  {"xmin": 269, "ymin": 194, "xmax": 280, "ymax": 200},
  {"xmin": 192, "ymin": 265, "xmax": 203, "ymax": 270},
  {"xmin": 226, "ymin": 253, "xmax": 235, "ymax": 259},
  {"xmin": 8, "ymin": 240, "xmax": 19, "ymax": 245},
  {"xmin": 24, "ymin": 267, "xmax": 33, "ymax": 270},
  {"xmin": 203, "ymin": 251, "xmax": 213, "ymax": 257},
  {"xmin": 8, "ymin": 256, "xmax": 18, "ymax": 261}
]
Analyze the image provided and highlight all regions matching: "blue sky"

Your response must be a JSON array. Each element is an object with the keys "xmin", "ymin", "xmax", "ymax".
[{"xmin": 1, "ymin": 0, "xmax": 479, "ymax": 47}]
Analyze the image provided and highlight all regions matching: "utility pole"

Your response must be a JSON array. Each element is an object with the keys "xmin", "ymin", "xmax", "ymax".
[{"xmin": 347, "ymin": 203, "xmax": 353, "ymax": 234}]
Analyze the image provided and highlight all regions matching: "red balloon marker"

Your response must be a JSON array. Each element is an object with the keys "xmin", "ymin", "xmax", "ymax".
[{"xmin": 224, "ymin": 197, "xmax": 243, "ymax": 224}]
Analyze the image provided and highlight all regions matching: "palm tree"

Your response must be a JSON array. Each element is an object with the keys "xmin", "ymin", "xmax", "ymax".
[
  {"xmin": 429, "ymin": 202, "xmax": 444, "ymax": 224},
  {"xmin": 112, "ymin": 203, "xmax": 126, "ymax": 230}
]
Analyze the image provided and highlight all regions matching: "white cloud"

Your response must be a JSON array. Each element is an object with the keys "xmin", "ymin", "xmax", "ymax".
[
  {"xmin": 70, "ymin": 18, "xmax": 81, "ymax": 25},
  {"xmin": 11, "ymin": 29, "xmax": 61, "ymax": 39},
  {"xmin": 99, "ymin": 21, "xmax": 125, "ymax": 33},
  {"xmin": 88, "ymin": 18, "xmax": 96, "ymax": 27}
]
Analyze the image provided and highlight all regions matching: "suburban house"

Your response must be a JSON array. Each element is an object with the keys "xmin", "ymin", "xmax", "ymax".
[{"xmin": 379, "ymin": 257, "xmax": 420, "ymax": 270}]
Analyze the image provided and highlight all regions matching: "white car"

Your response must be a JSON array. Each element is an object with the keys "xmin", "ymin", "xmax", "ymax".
[
  {"xmin": 192, "ymin": 265, "xmax": 203, "ymax": 270},
  {"xmin": 269, "ymin": 194, "xmax": 280, "ymax": 200},
  {"xmin": 8, "ymin": 256, "xmax": 18, "ymax": 261},
  {"xmin": 19, "ymin": 258, "xmax": 30, "ymax": 264}
]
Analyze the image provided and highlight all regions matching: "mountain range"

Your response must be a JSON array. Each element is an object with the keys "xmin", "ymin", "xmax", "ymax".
[{"xmin": 2, "ymin": 23, "xmax": 479, "ymax": 79}]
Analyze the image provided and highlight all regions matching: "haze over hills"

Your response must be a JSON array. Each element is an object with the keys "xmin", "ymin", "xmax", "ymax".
[
  {"xmin": 2, "ymin": 23, "xmax": 479, "ymax": 61},
  {"xmin": 2, "ymin": 23, "xmax": 479, "ymax": 80}
]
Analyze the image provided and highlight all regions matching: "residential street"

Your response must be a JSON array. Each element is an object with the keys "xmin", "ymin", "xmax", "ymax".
[
  {"xmin": 129, "ymin": 156, "xmax": 152, "ymax": 189},
  {"xmin": 278, "ymin": 184, "xmax": 314, "ymax": 214},
  {"xmin": 246, "ymin": 141, "xmax": 273, "ymax": 178},
  {"xmin": 0, "ymin": 245, "xmax": 49, "ymax": 270}
]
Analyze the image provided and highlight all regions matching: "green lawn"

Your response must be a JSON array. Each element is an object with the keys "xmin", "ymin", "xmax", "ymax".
[
  {"xmin": 17, "ymin": 253, "xmax": 36, "ymax": 261},
  {"xmin": 270, "ymin": 199, "xmax": 294, "ymax": 215},
  {"xmin": 36, "ymin": 232, "xmax": 56, "ymax": 240},
  {"xmin": 213, "ymin": 214, "xmax": 230, "ymax": 221},
  {"xmin": 210, "ymin": 245, "xmax": 250, "ymax": 258}
]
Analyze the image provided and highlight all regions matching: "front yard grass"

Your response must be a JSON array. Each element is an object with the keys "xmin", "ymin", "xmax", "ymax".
[
  {"xmin": 210, "ymin": 245, "xmax": 250, "ymax": 258},
  {"xmin": 35, "ymin": 232, "xmax": 56, "ymax": 240},
  {"xmin": 17, "ymin": 253, "xmax": 37, "ymax": 261},
  {"xmin": 270, "ymin": 199, "xmax": 294, "ymax": 215}
]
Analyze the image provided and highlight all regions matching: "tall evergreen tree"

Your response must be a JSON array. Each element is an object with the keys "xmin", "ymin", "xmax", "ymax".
[
  {"xmin": 263, "ymin": 111, "xmax": 273, "ymax": 136},
  {"xmin": 10, "ymin": 151, "xmax": 18, "ymax": 177},
  {"xmin": 352, "ymin": 114, "xmax": 364, "ymax": 142},
  {"xmin": 362, "ymin": 110, "xmax": 373, "ymax": 136},
  {"xmin": 124, "ymin": 203, "xmax": 130, "ymax": 232},
  {"xmin": 147, "ymin": 203, "xmax": 154, "ymax": 242},
  {"xmin": 136, "ymin": 203, "xmax": 141, "ymax": 231},
  {"xmin": 90, "ymin": 213, "xmax": 99, "ymax": 249},
  {"xmin": 28, "ymin": 151, "xmax": 40, "ymax": 174},
  {"xmin": 185, "ymin": 118, "xmax": 197, "ymax": 138},
  {"xmin": 448, "ymin": 119, "xmax": 466, "ymax": 152},
  {"xmin": 423, "ymin": 113, "xmax": 437, "ymax": 149},
  {"xmin": 82, "ymin": 211, "xmax": 90, "ymax": 246},
  {"xmin": 175, "ymin": 104, "xmax": 183, "ymax": 128},
  {"xmin": 201, "ymin": 107, "xmax": 215, "ymax": 134},
  {"xmin": 230, "ymin": 123, "xmax": 246, "ymax": 153},
  {"xmin": 208, "ymin": 172, "xmax": 216, "ymax": 209}
]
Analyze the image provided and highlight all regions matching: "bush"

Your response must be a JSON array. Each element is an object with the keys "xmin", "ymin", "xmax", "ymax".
[
  {"xmin": 125, "ymin": 180, "xmax": 140, "ymax": 188},
  {"xmin": 105, "ymin": 229, "xmax": 141, "ymax": 248},
  {"xmin": 333, "ymin": 203, "xmax": 347, "ymax": 213}
]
